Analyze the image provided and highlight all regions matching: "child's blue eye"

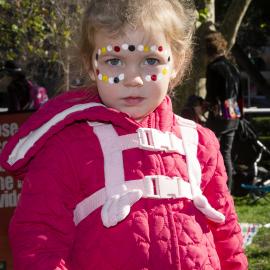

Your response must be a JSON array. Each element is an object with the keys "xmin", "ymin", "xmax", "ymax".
[
  {"xmin": 145, "ymin": 58, "xmax": 160, "ymax": 65},
  {"xmin": 106, "ymin": 58, "xmax": 121, "ymax": 66}
]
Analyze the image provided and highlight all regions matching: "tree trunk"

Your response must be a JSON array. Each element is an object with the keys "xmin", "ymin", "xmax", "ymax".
[
  {"xmin": 173, "ymin": 0, "xmax": 216, "ymax": 114},
  {"xmin": 220, "ymin": 0, "xmax": 252, "ymax": 51},
  {"xmin": 205, "ymin": 0, "xmax": 215, "ymax": 23},
  {"xmin": 173, "ymin": 0, "xmax": 253, "ymax": 113}
]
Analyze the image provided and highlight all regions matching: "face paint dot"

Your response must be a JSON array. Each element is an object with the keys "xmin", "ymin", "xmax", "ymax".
[
  {"xmin": 122, "ymin": 44, "xmax": 128, "ymax": 50},
  {"xmin": 107, "ymin": 45, "xmax": 113, "ymax": 51},
  {"xmin": 162, "ymin": 68, "xmax": 168, "ymax": 75},
  {"xmin": 98, "ymin": 74, "xmax": 102, "ymax": 80},
  {"xmin": 168, "ymin": 56, "xmax": 171, "ymax": 62},
  {"xmin": 101, "ymin": 47, "xmax": 107, "ymax": 54},
  {"xmin": 98, "ymin": 49, "xmax": 101, "ymax": 55},
  {"xmin": 158, "ymin": 46, "xmax": 163, "ymax": 52},
  {"xmin": 114, "ymin": 77, "xmax": 120, "ymax": 84},
  {"xmin": 138, "ymin": 45, "xmax": 144, "ymax": 51},
  {"xmin": 157, "ymin": 74, "xmax": 163, "ymax": 81},
  {"xmin": 114, "ymin": 46, "xmax": 121, "ymax": 52},
  {"xmin": 151, "ymin": 75, "xmax": 157, "ymax": 81},
  {"xmin": 128, "ymin": 45, "xmax": 135, "ymax": 51},
  {"xmin": 102, "ymin": 74, "xmax": 108, "ymax": 82},
  {"xmin": 151, "ymin": 45, "xmax": 157, "ymax": 52},
  {"xmin": 144, "ymin": 46, "xmax": 149, "ymax": 52},
  {"xmin": 109, "ymin": 77, "xmax": 114, "ymax": 84},
  {"xmin": 96, "ymin": 69, "xmax": 100, "ymax": 75},
  {"xmin": 145, "ymin": 75, "xmax": 151, "ymax": 82},
  {"xmin": 119, "ymin": 73, "xmax": 125, "ymax": 80}
]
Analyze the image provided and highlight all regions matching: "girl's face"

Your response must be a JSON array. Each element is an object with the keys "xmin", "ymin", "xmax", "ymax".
[{"xmin": 90, "ymin": 27, "xmax": 178, "ymax": 121}]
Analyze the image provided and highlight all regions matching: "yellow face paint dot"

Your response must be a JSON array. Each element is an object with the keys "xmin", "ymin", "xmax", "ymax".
[
  {"xmin": 162, "ymin": 68, "xmax": 168, "ymax": 75},
  {"xmin": 101, "ymin": 47, "xmax": 107, "ymax": 54},
  {"xmin": 144, "ymin": 46, "xmax": 149, "ymax": 52},
  {"xmin": 102, "ymin": 75, "xmax": 108, "ymax": 82}
]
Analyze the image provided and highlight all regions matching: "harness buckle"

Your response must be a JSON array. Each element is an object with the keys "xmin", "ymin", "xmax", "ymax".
[
  {"xmin": 144, "ymin": 175, "xmax": 181, "ymax": 198},
  {"xmin": 137, "ymin": 128, "xmax": 178, "ymax": 152}
]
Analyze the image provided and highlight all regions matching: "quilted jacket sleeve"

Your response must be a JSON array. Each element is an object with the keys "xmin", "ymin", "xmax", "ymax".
[
  {"xmin": 200, "ymin": 128, "xmax": 248, "ymax": 270},
  {"xmin": 9, "ymin": 133, "xmax": 79, "ymax": 270}
]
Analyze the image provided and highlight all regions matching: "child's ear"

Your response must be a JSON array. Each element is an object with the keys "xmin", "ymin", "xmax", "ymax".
[
  {"xmin": 83, "ymin": 58, "xmax": 96, "ymax": 81},
  {"xmin": 89, "ymin": 70, "xmax": 96, "ymax": 81},
  {"xmin": 171, "ymin": 51, "xmax": 185, "ymax": 79},
  {"xmin": 170, "ymin": 69, "xmax": 177, "ymax": 80}
]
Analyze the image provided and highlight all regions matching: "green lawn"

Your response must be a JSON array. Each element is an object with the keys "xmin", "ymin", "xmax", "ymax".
[{"xmin": 234, "ymin": 194, "xmax": 270, "ymax": 270}]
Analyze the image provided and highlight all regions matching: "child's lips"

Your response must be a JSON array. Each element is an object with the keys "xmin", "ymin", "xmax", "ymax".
[{"xmin": 122, "ymin": 96, "xmax": 145, "ymax": 105}]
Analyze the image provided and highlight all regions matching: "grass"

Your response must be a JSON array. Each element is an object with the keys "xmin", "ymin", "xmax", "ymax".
[
  {"xmin": 234, "ymin": 194, "xmax": 270, "ymax": 269},
  {"xmin": 234, "ymin": 115, "xmax": 270, "ymax": 269}
]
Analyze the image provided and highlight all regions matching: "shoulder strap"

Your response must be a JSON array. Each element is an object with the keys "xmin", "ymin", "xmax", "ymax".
[{"xmin": 177, "ymin": 116, "xmax": 225, "ymax": 223}]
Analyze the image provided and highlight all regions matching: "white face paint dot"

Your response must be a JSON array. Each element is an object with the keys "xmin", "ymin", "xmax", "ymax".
[
  {"xmin": 109, "ymin": 77, "xmax": 114, "ymax": 84},
  {"xmin": 107, "ymin": 45, "xmax": 113, "ymax": 51},
  {"xmin": 157, "ymin": 74, "xmax": 163, "ymax": 81},
  {"xmin": 98, "ymin": 74, "xmax": 102, "ymax": 80},
  {"xmin": 119, "ymin": 73, "xmax": 125, "ymax": 80},
  {"xmin": 150, "ymin": 45, "xmax": 157, "ymax": 52},
  {"xmin": 138, "ymin": 45, "xmax": 144, "ymax": 51},
  {"xmin": 122, "ymin": 44, "xmax": 128, "ymax": 50},
  {"xmin": 98, "ymin": 49, "xmax": 101, "ymax": 55},
  {"xmin": 145, "ymin": 75, "xmax": 151, "ymax": 82}
]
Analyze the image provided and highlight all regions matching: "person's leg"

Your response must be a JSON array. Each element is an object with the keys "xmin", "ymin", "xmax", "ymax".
[{"xmin": 219, "ymin": 129, "xmax": 236, "ymax": 191}]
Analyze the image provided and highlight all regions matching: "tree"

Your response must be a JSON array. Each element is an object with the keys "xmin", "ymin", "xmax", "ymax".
[
  {"xmin": 220, "ymin": 0, "xmax": 252, "ymax": 51},
  {"xmin": 0, "ymin": 0, "xmax": 85, "ymax": 94},
  {"xmin": 173, "ymin": 0, "xmax": 254, "ymax": 113}
]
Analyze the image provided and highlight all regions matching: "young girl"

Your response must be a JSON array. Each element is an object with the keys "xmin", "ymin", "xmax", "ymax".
[{"xmin": 1, "ymin": 0, "xmax": 247, "ymax": 269}]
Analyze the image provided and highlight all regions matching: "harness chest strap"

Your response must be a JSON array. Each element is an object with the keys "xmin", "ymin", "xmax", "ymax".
[
  {"xmin": 73, "ymin": 119, "xmax": 225, "ymax": 227},
  {"xmin": 73, "ymin": 123, "xmax": 190, "ymax": 226},
  {"xmin": 73, "ymin": 175, "xmax": 193, "ymax": 226}
]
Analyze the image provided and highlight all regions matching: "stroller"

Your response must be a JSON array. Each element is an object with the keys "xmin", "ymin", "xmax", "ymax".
[
  {"xmin": 180, "ymin": 95, "xmax": 270, "ymax": 201},
  {"xmin": 232, "ymin": 118, "xmax": 270, "ymax": 201}
]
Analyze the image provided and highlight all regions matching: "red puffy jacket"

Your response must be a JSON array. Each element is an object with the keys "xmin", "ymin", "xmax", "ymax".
[{"xmin": 1, "ymin": 89, "xmax": 247, "ymax": 270}]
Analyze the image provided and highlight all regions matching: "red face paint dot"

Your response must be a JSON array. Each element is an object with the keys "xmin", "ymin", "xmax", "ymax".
[
  {"xmin": 114, "ymin": 46, "xmax": 120, "ymax": 52},
  {"xmin": 158, "ymin": 46, "xmax": 163, "ymax": 52},
  {"xmin": 96, "ymin": 69, "xmax": 100, "ymax": 75},
  {"xmin": 151, "ymin": 74, "xmax": 157, "ymax": 81}
]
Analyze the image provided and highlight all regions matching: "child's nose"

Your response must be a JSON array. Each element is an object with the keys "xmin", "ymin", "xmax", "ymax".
[{"xmin": 123, "ymin": 66, "xmax": 144, "ymax": 87}]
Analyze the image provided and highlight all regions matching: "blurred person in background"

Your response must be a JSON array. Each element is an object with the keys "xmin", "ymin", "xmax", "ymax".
[
  {"xmin": 205, "ymin": 32, "xmax": 243, "ymax": 192},
  {"xmin": 0, "ymin": 61, "xmax": 48, "ymax": 112}
]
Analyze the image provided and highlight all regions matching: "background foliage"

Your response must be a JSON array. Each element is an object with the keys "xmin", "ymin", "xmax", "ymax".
[{"xmin": 0, "ymin": 0, "xmax": 85, "ymax": 94}]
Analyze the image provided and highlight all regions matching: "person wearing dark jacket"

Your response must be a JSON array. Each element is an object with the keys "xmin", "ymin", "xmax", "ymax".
[{"xmin": 205, "ymin": 32, "xmax": 243, "ymax": 191}]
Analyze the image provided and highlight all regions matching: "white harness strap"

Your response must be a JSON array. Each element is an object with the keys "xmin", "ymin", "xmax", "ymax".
[
  {"xmin": 73, "ymin": 119, "xmax": 225, "ymax": 227},
  {"xmin": 73, "ymin": 175, "xmax": 193, "ymax": 226},
  {"xmin": 178, "ymin": 117, "xmax": 225, "ymax": 223},
  {"xmin": 91, "ymin": 124, "xmax": 126, "ymax": 195}
]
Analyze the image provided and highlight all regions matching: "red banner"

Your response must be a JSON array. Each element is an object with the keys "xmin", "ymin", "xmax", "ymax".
[{"xmin": 0, "ymin": 112, "xmax": 32, "ymax": 270}]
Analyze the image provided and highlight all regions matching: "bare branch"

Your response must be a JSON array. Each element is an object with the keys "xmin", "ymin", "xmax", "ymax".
[{"xmin": 220, "ymin": 0, "xmax": 252, "ymax": 51}]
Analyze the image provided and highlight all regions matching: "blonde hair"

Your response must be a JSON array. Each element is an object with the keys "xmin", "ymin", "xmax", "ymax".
[{"xmin": 79, "ymin": 0, "xmax": 196, "ymax": 91}]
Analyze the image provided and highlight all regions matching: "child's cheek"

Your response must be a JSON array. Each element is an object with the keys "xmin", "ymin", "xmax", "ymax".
[{"xmin": 144, "ymin": 65, "xmax": 170, "ymax": 82}]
